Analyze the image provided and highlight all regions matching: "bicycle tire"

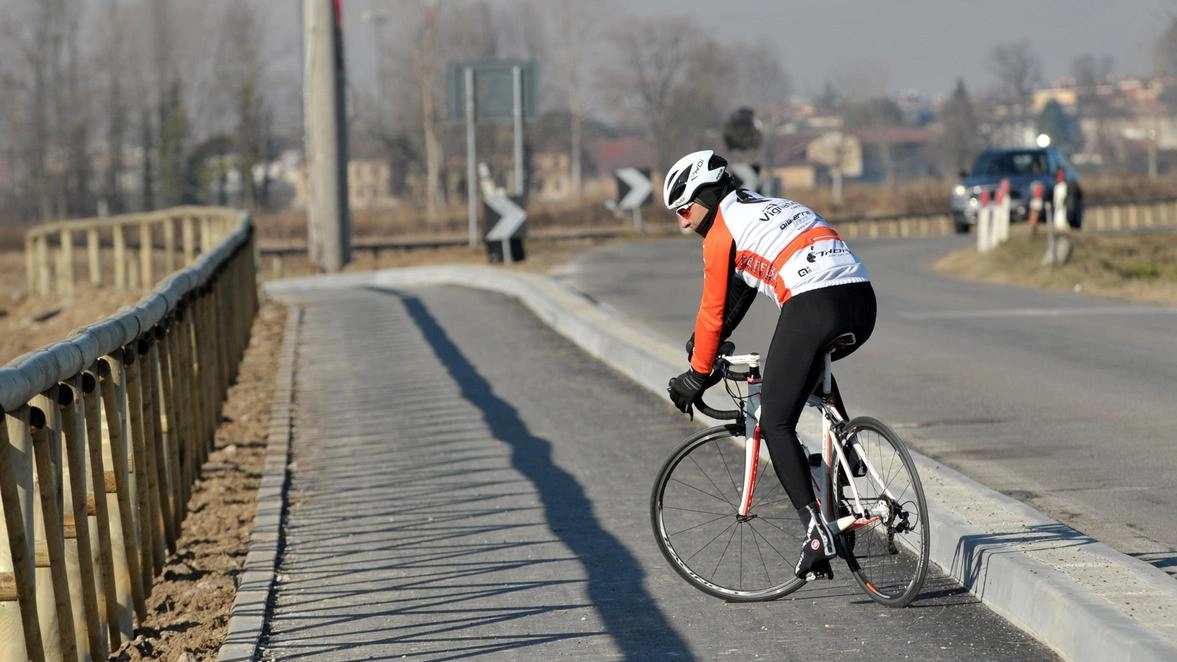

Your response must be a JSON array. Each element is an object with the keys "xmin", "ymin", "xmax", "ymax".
[
  {"xmin": 833, "ymin": 416, "xmax": 930, "ymax": 607},
  {"xmin": 650, "ymin": 424, "xmax": 806, "ymax": 602}
]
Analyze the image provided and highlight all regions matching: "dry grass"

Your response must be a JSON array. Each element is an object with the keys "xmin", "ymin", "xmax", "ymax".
[{"xmin": 933, "ymin": 226, "xmax": 1177, "ymax": 307}]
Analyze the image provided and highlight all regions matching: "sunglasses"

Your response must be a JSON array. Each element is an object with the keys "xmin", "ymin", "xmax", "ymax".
[{"xmin": 675, "ymin": 202, "xmax": 695, "ymax": 219}]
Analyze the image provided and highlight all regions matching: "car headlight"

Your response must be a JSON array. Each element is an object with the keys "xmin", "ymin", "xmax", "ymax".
[{"xmin": 952, "ymin": 185, "xmax": 966, "ymax": 198}]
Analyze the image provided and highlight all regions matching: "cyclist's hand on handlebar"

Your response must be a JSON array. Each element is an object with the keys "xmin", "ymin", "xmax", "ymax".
[
  {"xmin": 716, "ymin": 340, "xmax": 735, "ymax": 360},
  {"xmin": 667, "ymin": 369, "xmax": 708, "ymax": 414},
  {"xmin": 685, "ymin": 336, "xmax": 735, "ymax": 363},
  {"xmin": 667, "ymin": 369, "xmax": 721, "ymax": 414}
]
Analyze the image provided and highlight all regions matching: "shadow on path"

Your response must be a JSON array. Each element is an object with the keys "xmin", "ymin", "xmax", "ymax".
[{"xmin": 389, "ymin": 288, "xmax": 694, "ymax": 660}]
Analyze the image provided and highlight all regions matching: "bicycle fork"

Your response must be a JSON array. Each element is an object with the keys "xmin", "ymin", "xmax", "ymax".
[{"xmin": 737, "ymin": 369, "xmax": 763, "ymax": 519}]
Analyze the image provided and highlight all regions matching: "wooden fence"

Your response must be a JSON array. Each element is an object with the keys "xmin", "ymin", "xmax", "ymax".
[
  {"xmin": 24, "ymin": 207, "xmax": 245, "ymax": 297},
  {"xmin": 1, "ymin": 208, "xmax": 258, "ymax": 662}
]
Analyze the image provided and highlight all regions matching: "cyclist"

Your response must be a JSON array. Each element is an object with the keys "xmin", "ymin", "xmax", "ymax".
[{"xmin": 663, "ymin": 149, "xmax": 877, "ymax": 580}]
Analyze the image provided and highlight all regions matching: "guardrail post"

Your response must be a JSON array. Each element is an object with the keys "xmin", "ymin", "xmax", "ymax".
[
  {"xmin": 122, "ymin": 348, "xmax": 158, "ymax": 598},
  {"xmin": 96, "ymin": 355, "xmax": 145, "ymax": 624},
  {"xmin": 58, "ymin": 229, "xmax": 74, "ymax": 296},
  {"xmin": 86, "ymin": 230, "xmax": 101, "ymax": 288},
  {"xmin": 35, "ymin": 235, "xmax": 51, "ymax": 298},
  {"xmin": 1, "ymin": 406, "xmax": 47, "ymax": 662},
  {"xmin": 133, "ymin": 338, "xmax": 169, "ymax": 573},
  {"xmin": 59, "ymin": 379, "xmax": 106, "ymax": 659},
  {"xmin": 79, "ymin": 370, "xmax": 127, "ymax": 647},
  {"xmin": 200, "ymin": 217, "xmax": 212, "ymax": 257},
  {"xmin": 29, "ymin": 396, "xmax": 80, "ymax": 662},
  {"xmin": 145, "ymin": 332, "xmax": 177, "ymax": 553},
  {"xmin": 112, "ymin": 224, "xmax": 126, "ymax": 291},
  {"xmin": 138, "ymin": 222, "xmax": 152, "ymax": 290},
  {"xmin": 25, "ymin": 235, "xmax": 38, "ymax": 298},
  {"xmin": 163, "ymin": 218, "xmax": 176, "ymax": 275},
  {"xmin": 182, "ymin": 217, "xmax": 195, "ymax": 265}
]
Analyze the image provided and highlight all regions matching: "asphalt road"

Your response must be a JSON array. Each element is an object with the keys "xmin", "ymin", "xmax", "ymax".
[
  {"xmin": 556, "ymin": 233, "xmax": 1177, "ymax": 576},
  {"xmin": 260, "ymin": 283, "xmax": 1057, "ymax": 661}
]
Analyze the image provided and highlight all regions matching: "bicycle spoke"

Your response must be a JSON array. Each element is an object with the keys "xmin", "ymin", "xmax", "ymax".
[
  {"xmin": 669, "ymin": 475, "xmax": 731, "ymax": 506},
  {"xmin": 652, "ymin": 426, "xmax": 806, "ymax": 601},
  {"xmin": 836, "ymin": 417, "xmax": 929, "ymax": 607},
  {"xmin": 664, "ymin": 512, "xmax": 733, "ymax": 538}
]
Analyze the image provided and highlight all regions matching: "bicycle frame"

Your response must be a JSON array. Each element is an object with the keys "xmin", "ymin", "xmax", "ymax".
[{"xmin": 723, "ymin": 351, "xmax": 890, "ymax": 532}]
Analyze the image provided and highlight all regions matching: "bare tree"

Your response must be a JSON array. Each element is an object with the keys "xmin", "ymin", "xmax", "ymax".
[
  {"xmin": 602, "ymin": 15, "xmax": 732, "ymax": 171},
  {"xmin": 1072, "ymin": 53, "xmax": 1115, "ymax": 159},
  {"xmin": 988, "ymin": 39, "xmax": 1042, "ymax": 112},
  {"xmin": 937, "ymin": 78, "xmax": 984, "ymax": 175},
  {"xmin": 98, "ymin": 4, "xmax": 132, "ymax": 214},
  {"xmin": 1157, "ymin": 14, "xmax": 1177, "ymax": 78},
  {"xmin": 217, "ymin": 3, "xmax": 272, "ymax": 209}
]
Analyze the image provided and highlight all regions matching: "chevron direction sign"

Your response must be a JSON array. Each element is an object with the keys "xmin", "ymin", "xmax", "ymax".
[
  {"xmin": 484, "ymin": 194, "xmax": 527, "ymax": 262},
  {"xmin": 615, "ymin": 167, "xmax": 653, "ymax": 210}
]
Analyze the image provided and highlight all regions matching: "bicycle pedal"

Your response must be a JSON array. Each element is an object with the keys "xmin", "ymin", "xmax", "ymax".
[
  {"xmin": 807, "ymin": 453, "xmax": 822, "ymax": 467},
  {"xmin": 804, "ymin": 568, "xmax": 834, "ymax": 582}
]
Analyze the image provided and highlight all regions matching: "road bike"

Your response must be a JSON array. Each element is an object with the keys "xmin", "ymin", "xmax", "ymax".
[{"xmin": 650, "ymin": 334, "xmax": 930, "ymax": 607}]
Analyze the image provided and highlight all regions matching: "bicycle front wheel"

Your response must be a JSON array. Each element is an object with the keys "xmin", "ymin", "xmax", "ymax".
[
  {"xmin": 650, "ymin": 424, "xmax": 806, "ymax": 602},
  {"xmin": 833, "ymin": 416, "xmax": 930, "ymax": 607}
]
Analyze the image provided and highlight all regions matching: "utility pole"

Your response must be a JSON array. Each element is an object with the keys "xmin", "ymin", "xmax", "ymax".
[{"xmin": 303, "ymin": 0, "xmax": 350, "ymax": 272}]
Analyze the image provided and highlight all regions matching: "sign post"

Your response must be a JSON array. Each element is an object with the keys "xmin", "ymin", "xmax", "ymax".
[{"xmin": 449, "ymin": 60, "xmax": 538, "ymax": 244}]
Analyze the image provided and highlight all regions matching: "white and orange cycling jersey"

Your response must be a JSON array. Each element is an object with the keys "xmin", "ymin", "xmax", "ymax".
[{"xmin": 690, "ymin": 189, "xmax": 870, "ymax": 374}]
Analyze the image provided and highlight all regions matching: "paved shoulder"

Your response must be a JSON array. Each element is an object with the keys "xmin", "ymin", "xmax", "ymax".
[{"xmin": 240, "ymin": 279, "xmax": 1057, "ymax": 661}]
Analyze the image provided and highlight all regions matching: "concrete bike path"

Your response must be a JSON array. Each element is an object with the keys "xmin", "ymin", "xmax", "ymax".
[
  {"xmin": 222, "ymin": 266, "xmax": 1177, "ymax": 662},
  {"xmin": 219, "ymin": 278, "xmax": 1054, "ymax": 662}
]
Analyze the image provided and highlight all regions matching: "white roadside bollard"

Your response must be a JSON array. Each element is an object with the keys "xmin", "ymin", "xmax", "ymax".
[
  {"xmin": 996, "ymin": 178, "xmax": 1011, "ymax": 244},
  {"xmin": 1045, "ymin": 169, "xmax": 1073, "ymax": 265},
  {"xmin": 976, "ymin": 189, "xmax": 993, "ymax": 253},
  {"xmin": 1028, "ymin": 180, "xmax": 1045, "ymax": 236},
  {"xmin": 979, "ymin": 190, "xmax": 988, "ymax": 255},
  {"xmin": 1052, "ymin": 169, "xmax": 1069, "ymax": 232}
]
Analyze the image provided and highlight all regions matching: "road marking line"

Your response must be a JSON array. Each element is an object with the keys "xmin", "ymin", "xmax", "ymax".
[{"xmin": 899, "ymin": 306, "xmax": 1177, "ymax": 320}]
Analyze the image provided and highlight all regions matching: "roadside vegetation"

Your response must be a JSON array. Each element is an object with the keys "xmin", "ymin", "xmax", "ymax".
[{"xmin": 934, "ymin": 227, "xmax": 1177, "ymax": 307}]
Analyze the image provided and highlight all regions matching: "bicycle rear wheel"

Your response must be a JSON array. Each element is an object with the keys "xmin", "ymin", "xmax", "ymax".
[
  {"xmin": 650, "ymin": 424, "xmax": 806, "ymax": 601},
  {"xmin": 833, "ymin": 416, "xmax": 929, "ymax": 607}
]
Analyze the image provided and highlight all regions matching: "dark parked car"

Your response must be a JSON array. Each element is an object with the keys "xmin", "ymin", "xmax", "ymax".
[{"xmin": 950, "ymin": 147, "xmax": 1083, "ymax": 234}]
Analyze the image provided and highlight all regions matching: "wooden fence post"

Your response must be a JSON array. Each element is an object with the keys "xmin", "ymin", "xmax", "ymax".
[
  {"xmin": 35, "ymin": 235, "xmax": 51, "ymax": 298},
  {"xmin": 59, "ymin": 380, "xmax": 106, "ymax": 659},
  {"xmin": 1, "ymin": 407, "xmax": 47, "ymax": 662},
  {"xmin": 86, "ymin": 230, "xmax": 101, "ymax": 288},
  {"xmin": 138, "ymin": 223, "xmax": 152, "ymax": 290},
  {"xmin": 96, "ymin": 355, "xmax": 145, "ymax": 624},
  {"xmin": 58, "ymin": 230, "xmax": 74, "ymax": 296},
  {"xmin": 79, "ymin": 370, "xmax": 128, "ymax": 647},
  {"xmin": 112, "ymin": 225, "xmax": 126, "ymax": 291},
  {"xmin": 121, "ymin": 349, "xmax": 157, "ymax": 598},
  {"xmin": 30, "ymin": 396, "xmax": 79, "ymax": 662},
  {"xmin": 144, "ymin": 336, "xmax": 177, "ymax": 554},
  {"xmin": 163, "ymin": 218, "xmax": 176, "ymax": 275}
]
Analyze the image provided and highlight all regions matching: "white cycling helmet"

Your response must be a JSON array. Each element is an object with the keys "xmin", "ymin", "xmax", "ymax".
[{"xmin": 663, "ymin": 149, "xmax": 729, "ymax": 210}]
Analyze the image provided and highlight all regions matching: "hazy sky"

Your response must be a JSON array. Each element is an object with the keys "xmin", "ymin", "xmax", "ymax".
[{"xmin": 625, "ymin": 0, "xmax": 1175, "ymax": 98}]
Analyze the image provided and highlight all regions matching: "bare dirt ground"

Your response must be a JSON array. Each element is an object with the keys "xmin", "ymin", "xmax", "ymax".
[{"xmin": 1, "ymin": 222, "xmax": 1173, "ymax": 662}]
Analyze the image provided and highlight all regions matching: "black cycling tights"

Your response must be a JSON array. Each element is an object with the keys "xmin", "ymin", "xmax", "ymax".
[{"xmin": 759, "ymin": 281, "xmax": 877, "ymax": 512}]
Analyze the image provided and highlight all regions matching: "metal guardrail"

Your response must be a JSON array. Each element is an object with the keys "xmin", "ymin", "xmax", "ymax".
[{"xmin": 1, "ymin": 208, "xmax": 259, "ymax": 661}]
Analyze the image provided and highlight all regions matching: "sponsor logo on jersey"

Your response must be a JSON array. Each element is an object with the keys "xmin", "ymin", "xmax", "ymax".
[
  {"xmin": 736, "ymin": 253, "xmax": 777, "ymax": 281},
  {"xmin": 806, "ymin": 246, "xmax": 850, "ymax": 262}
]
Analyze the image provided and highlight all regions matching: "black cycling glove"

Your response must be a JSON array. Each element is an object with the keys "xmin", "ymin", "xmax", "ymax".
[{"xmin": 667, "ymin": 369, "xmax": 711, "ymax": 414}]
